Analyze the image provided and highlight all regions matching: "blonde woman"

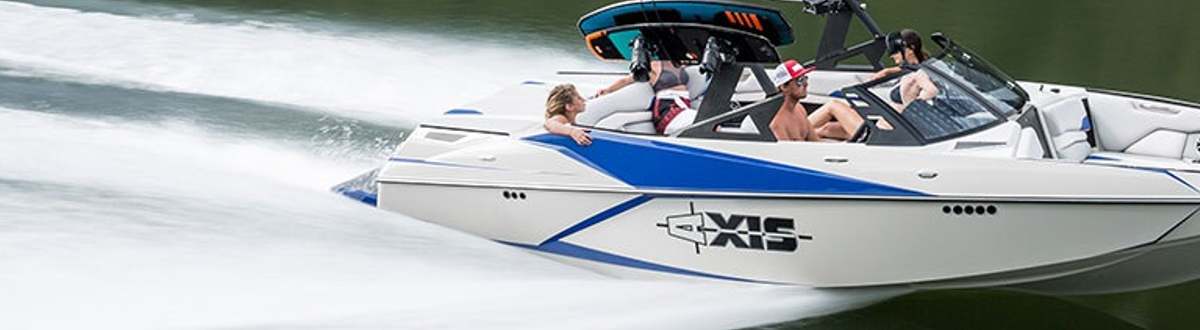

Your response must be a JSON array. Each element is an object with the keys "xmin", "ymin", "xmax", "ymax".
[{"xmin": 544, "ymin": 84, "xmax": 593, "ymax": 146}]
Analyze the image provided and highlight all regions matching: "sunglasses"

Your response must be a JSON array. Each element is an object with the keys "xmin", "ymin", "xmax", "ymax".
[
  {"xmin": 885, "ymin": 31, "xmax": 906, "ymax": 55},
  {"xmin": 792, "ymin": 75, "xmax": 808, "ymax": 85}
]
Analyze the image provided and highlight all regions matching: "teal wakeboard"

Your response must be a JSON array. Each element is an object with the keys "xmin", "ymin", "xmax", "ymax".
[
  {"xmin": 579, "ymin": 0, "xmax": 794, "ymax": 46},
  {"xmin": 584, "ymin": 22, "xmax": 780, "ymax": 64}
]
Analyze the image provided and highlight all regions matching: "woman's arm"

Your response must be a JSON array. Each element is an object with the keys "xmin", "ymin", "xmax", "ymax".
[
  {"xmin": 544, "ymin": 115, "xmax": 592, "ymax": 146},
  {"xmin": 594, "ymin": 61, "xmax": 665, "ymax": 97},
  {"xmin": 899, "ymin": 70, "xmax": 939, "ymax": 106},
  {"xmin": 870, "ymin": 67, "xmax": 903, "ymax": 81},
  {"xmin": 593, "ymin": 76, "xmax": 635, "ymax": 98},
  {"xmin": 909, "ymin": 71, "xmax": 939, "ymax": 102}
]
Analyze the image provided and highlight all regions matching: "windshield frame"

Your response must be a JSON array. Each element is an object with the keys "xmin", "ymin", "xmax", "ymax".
[
  {"xmin": 928, "ymin": 38, "xmax": 1030, "ymax": 117},
  {"xmin": 843, "ymin": 64, "xmax": 1011, "ymax": 146}
]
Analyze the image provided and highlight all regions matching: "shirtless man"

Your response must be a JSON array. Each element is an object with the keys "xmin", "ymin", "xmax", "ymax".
[{"xmin": 769, "ymin": 60, "xmax": 820, "ymax": 141}]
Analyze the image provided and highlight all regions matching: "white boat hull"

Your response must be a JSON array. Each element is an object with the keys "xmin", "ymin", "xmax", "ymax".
[{"xmin": 379, "ymin": 180, "xmax": 1200, "ymax": 290}]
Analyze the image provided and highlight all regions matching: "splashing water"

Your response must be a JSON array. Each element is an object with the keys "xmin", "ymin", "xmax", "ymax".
[{"xmin": 0, "ymin": 2, "xmax": 901, "ymax": 329}]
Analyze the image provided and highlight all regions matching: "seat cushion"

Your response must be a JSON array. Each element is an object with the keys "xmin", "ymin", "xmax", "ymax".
[
  {"xmin": 1125, "ymin": 130, "xmax": 1187, "ymax": 159},
  {"xmin": 1053, "ymin": 131, "xmax": 1092, "ymax": 161},
  {"xmin": 577, "ymin": 83, "xmax": 654, "ymax": 126}
]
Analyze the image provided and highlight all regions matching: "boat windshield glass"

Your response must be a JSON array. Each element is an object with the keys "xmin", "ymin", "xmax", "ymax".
[
  {"xmin": 928, "ymin": 46, "xmax": 1029, "ymax": 117},
  {"xmin": 864, "ymin": 68, "xmax": 1001, "ymax": 141}
]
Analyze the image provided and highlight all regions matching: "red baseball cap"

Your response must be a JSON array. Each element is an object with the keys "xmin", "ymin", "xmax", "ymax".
[{"xmin": 771, "ymin": 60, "xmax": 815, "ymax": 87}]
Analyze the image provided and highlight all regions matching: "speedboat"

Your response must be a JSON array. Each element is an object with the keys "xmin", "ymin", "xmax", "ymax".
[{"xmin": 336, "ymin": 0, "xmax": 1200, "ymax": 294}]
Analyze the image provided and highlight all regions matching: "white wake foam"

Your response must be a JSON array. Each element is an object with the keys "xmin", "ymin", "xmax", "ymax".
[
  {"xmin": 0, "ymin": 106, "xmax": 898, "ymax": 330},
  {"xmin": 0, "ymin": 2, "xmax": 896, "ymax": 328},
  {"xmin": 0, "ymin": 1, "xmax": 603, "ymax": 122}
]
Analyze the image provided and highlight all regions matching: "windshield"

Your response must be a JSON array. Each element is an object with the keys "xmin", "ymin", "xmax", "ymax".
[
  {"xmin": 928, "ymin": 45, "xmax": 1029, "ymax": 116},
  {"xmin": 863, "ymin": 68, "xmax": 1002, "ymax": 141}
]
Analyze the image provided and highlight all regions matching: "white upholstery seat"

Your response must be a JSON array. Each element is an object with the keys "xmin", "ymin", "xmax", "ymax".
[
  {"xmin": 578, "ymin": 67, "xmax": 712, "ymax": 132},
  {"xmin": 595, "ymin": 111, "xmax": 655, "ymax": 133},
  {"xmin": 1013, "ymin": 127, "xmax": 1045, "ymax": 159},
  {"xmin": 1088, "ymin": 92, "xmax": 1200, "ymax": 157},
  {"xmin": 682, "ymin": 66, "xmax": 709, "ymax": 99},
  {"xmin": 1052, "ymin": 131, "xmax": 1092, "ymax": 160},
  {"xmin": 576, "ymin": 82, "xmax": 654, "ymax": 127},
  {"xmin": 1125, "ymin": 130, "xmax": 1187, "ymax": 158},
  {"xmin": 1039, "ymin": 96, "xmax": 1092, "ymax": 161},
  {"xmin": 715, "ymin": 115, "xmax": 760, "ymax": 134}
]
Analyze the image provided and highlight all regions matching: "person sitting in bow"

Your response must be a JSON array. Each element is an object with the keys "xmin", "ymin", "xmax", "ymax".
[{"xmin": 544, "ymin": 83, "xmax": 592, "ymax": 146}]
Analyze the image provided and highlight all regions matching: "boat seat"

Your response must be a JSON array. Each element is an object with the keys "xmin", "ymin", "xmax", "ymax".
[
  {"xmin": 714, "ymin": 115, "xmax": 761, "ymax": 135},
  {"xmin": 682, "ymin": 66, "xmax": 709, "ymax": 99},
  {"xmin": 1088, "ymin": 92, "xmax": 1200, "ymax": 159},
  {"xmin": 595, "ymin": 111, "xmax": 655, "ymax": 133},
  {"xmin": 805, "ymin": 70, "xmax": 869, "ymax": 97},
  {"xmin": 1013, "ymin": 126, "xmax": 1045, "ymax": 159},
  {"xmin": 576, "ymin": 81, "xmax": 654, "ymax": 128},
  {"xmin": 1038, "ymin": 93, "xmax": 1093, "ymax": 161},
  {"xmin": 576, "ymin": 67, "xmax": 710, "ymax": 133},
  {"xmin": 1125, "ymin": 131, "xmax": 1190, "ymax": 159}
]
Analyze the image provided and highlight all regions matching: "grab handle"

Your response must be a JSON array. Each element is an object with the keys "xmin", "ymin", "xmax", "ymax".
[
  {"xmin": 823, "ymin": 156, "xmax": 849, "ymax": 164},
  {"xmin": 1135, "ymin": 102, "xmax": 1181, "ymax": 115},
  {"xmin": 917, "ymin": 169, "xmax": 939, "ymax": 180}
]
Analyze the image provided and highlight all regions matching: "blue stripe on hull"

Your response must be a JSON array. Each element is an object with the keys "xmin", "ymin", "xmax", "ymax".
[
  {"xmin": 1091, "ymin": 160, "xmax": 1200, "ymax": 193},
  {"xmin": 541, "ymin": 194, "xmax": 653, "ymax": 245},
  {"xmin": 1166, "ymin": 171, "xmax": 1199, "ymax": 193},
  {"xmin": 524, "ymin": 132, "xmax": 927, "ymax": 197},
  {"xmin": 335, "ymin": 188, "xmax": 378, "ymax": 207}
]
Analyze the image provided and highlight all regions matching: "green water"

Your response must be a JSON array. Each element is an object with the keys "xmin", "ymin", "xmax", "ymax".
[
  {"xmin": 31, "ymin": 0, "xmax": 1199, "ymax": 101},
  {"xmin": 15, "ymin": 0, "xmax": 1199, "ymax": 328},
  {"xmin": 105, "ymin": 0, "xmax": 1200, "ymax": 103}
]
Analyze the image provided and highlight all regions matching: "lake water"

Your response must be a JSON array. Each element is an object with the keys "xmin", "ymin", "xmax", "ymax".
[{"xmin": 2, "ymin": 0, "xmax": 1198, "ymax": 329}]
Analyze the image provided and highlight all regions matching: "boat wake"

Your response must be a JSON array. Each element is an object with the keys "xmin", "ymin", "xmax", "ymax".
[
  {"xmin": 0, "ymin": 106, "xmax": 899, "ymax": 329},
  {"xmin": 0, "ymin": 1, "xmax": 900, "ymax": 329},
  {"xmin": 0, "ymin": 0, "xmax": 598, "ymax": 122}
]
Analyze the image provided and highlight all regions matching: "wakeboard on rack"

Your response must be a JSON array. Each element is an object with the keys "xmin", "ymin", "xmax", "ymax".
[
  {"xmin": 583, "ymin": 23, "xmax": 781, "ymax": 64},
  {"xmin": 578, "ymin": 0, "xmax": 794, "ymax": 46}
]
